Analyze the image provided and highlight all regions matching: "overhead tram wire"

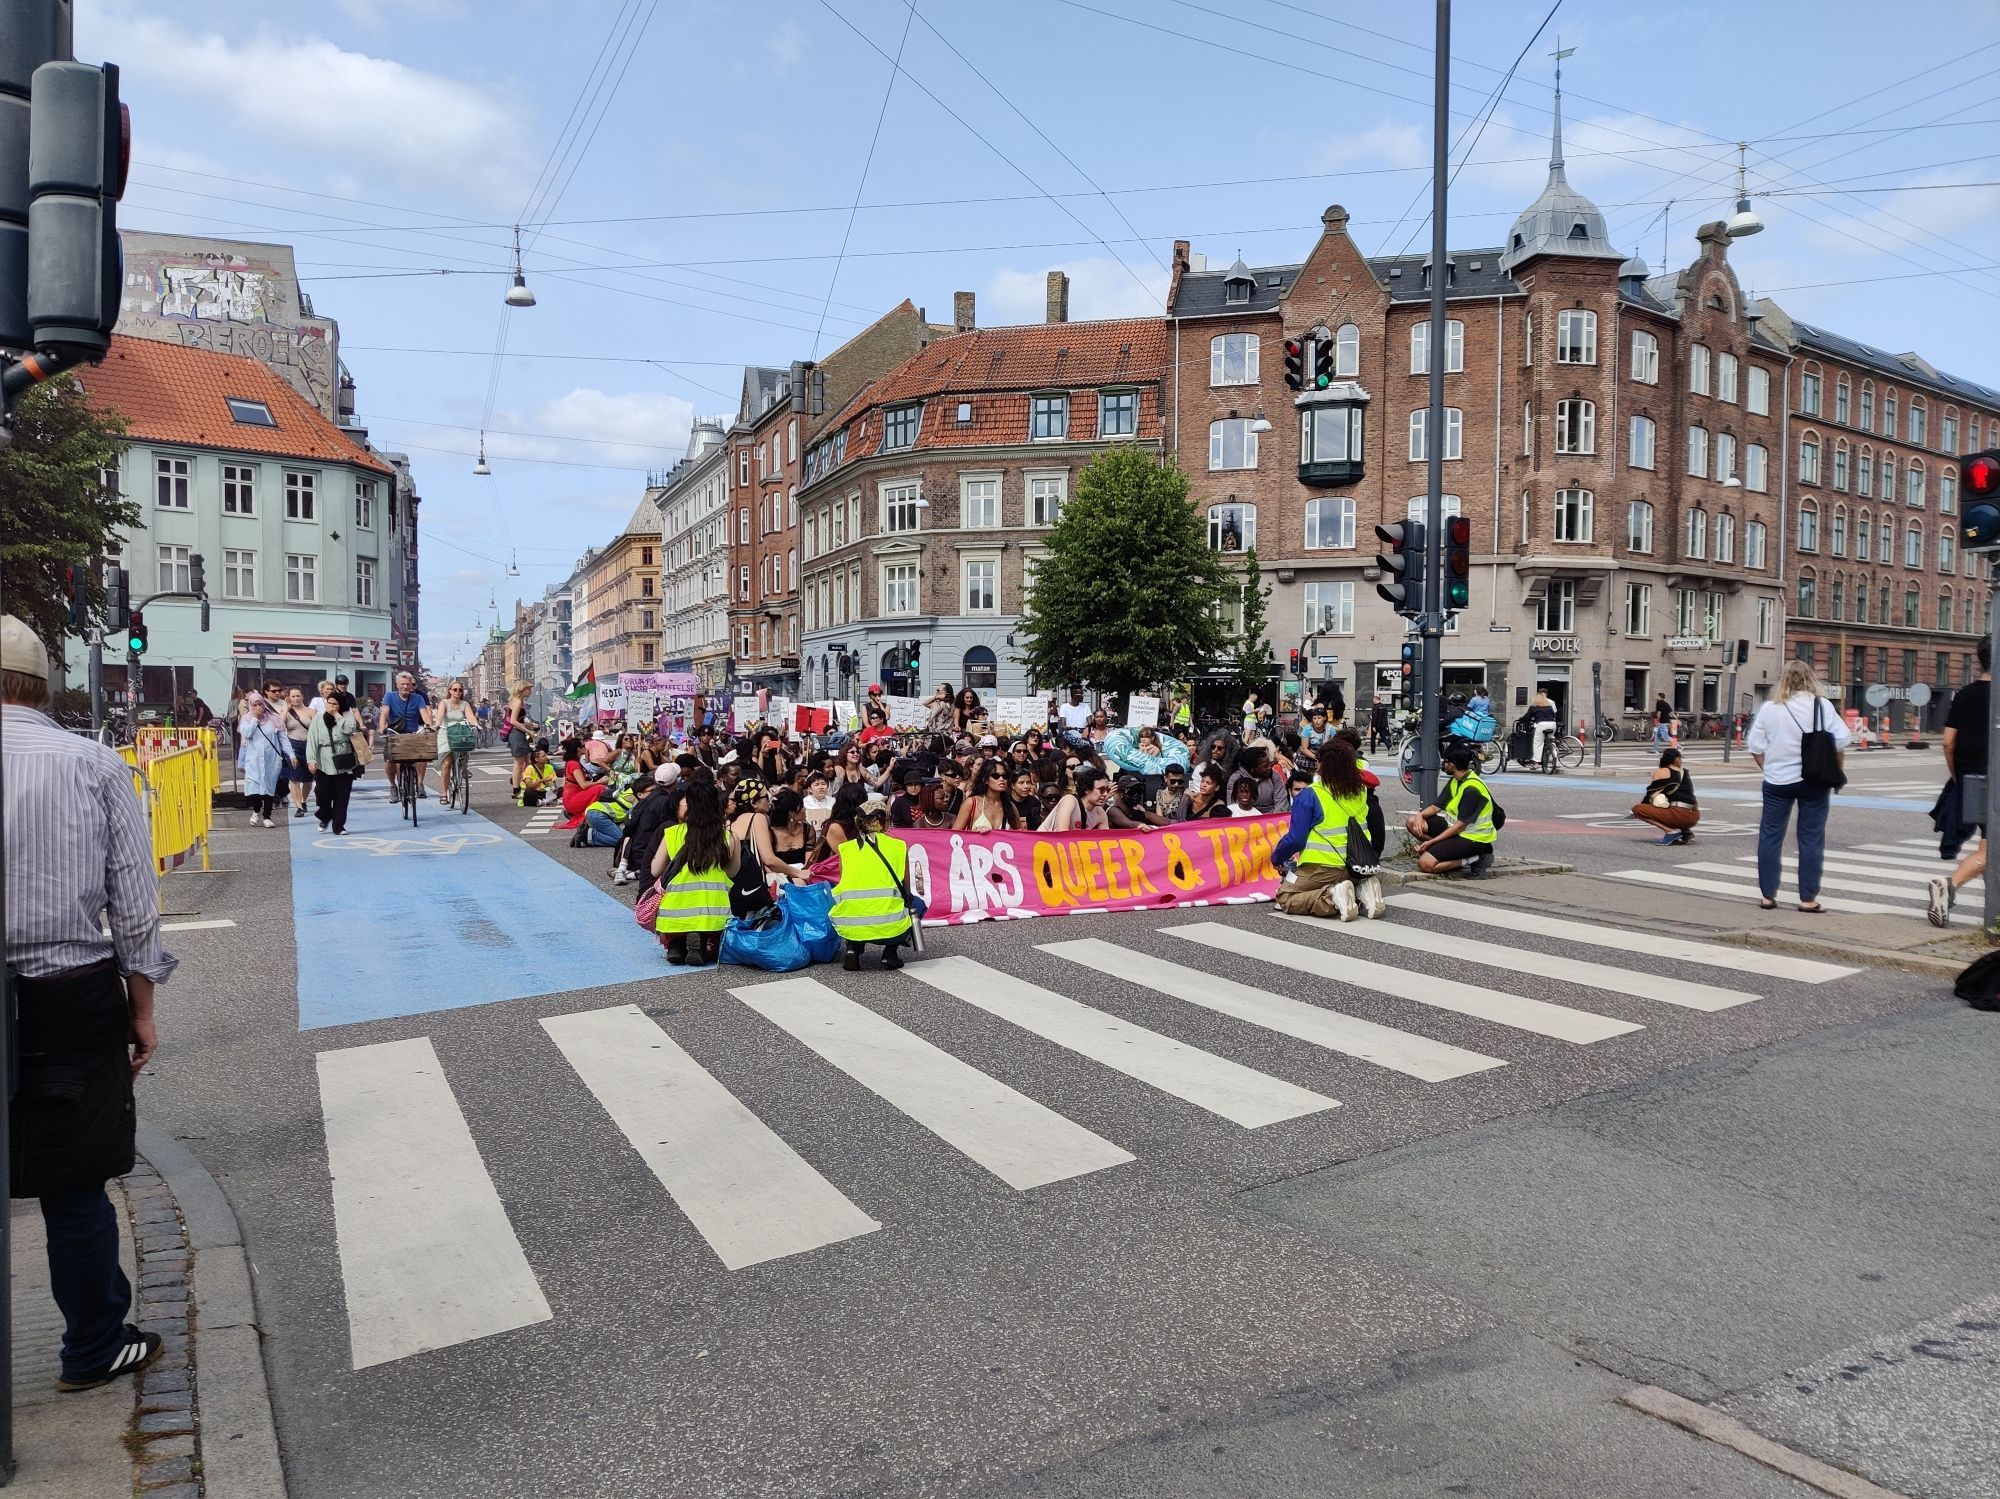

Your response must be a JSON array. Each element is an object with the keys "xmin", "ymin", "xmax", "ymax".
[
  {"xmin": 520, "ymin": 0, "xmax": 662, "ymax": 254},
  {"xmin": 514, "ymin": 0, "xmax": 647, "ymax": 234},
  {"xmin": 815, "ymin": 0, "xmax": 1164, "ymax": 313}
]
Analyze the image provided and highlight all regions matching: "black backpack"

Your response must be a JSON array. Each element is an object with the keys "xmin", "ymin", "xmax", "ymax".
[{"xmin": 1953, "ymin": 950, "xmax": 2000, "ymax": 1011}]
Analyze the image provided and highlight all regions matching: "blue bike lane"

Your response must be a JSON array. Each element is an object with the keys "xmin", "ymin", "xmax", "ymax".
[{"xmin": 289, "ymin": 780, "xmax": 670, "ymax": 1029}]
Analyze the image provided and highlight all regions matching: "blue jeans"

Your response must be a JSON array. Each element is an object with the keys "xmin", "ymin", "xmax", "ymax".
[
  {"xmin": 582, "ymin": 807, "xmax": 623, "ymax": 847},
  {"xmin": 41, "ymin": 1188, "xmax": 133, "ymax": 1381},
  {"xmin": 1758, "ymin": 780, "xmax": 1831, "ymax": 903}
]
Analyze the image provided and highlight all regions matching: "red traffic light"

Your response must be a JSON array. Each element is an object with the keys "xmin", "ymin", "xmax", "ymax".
[
  {"xmin": 1283, "ymin": 340, "xmax": 1302, "ymax": 356},
  {"xmin": 1967, "ymin": 452, "xmax": 2000, "ymax": 498}
]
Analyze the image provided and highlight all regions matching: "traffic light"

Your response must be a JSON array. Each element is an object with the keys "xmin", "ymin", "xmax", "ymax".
[
  {"xmin": 0, "ymin": 0, "xmax": 70, "ymax": 350},
  {"xmin": 1283, "ymin": 339, "xmax": 1304, "ymax": 390},
  {"xmin": 64, "ymin": 562, "xmax": 86, "ymax": 630},
  {"xmin": 189, "ymin": 550, "xmax": 205, "ymax": 598},
  {"xmin": 1399, "ymin": 640, "xmax": 1417, "ymax": 696},
  {"xmin": 26, "ymin": 61, "xmax": 128, "ymax": 355},
  {"xmin": 1373, "ymin": 520, "xmax": 1425, "ymax": 615},
  {"xmin": 1312, "ymin": 338, "xmax": 1334, "ymax": 388},
  {"xmin": 126, "ymin": 609, "xmax": 146, "ymax": 655},
  {"xmin": 1735, "ymin": 638, "xmax": 1750, "ymax": 666},
  {"xmin": 1443, "ymin": 516, "xmax": 1471, "ymax": 612},
  {"xmin": 1963, "ymin": 450, "xmax": 2000, "ymax": 551},
  {"xmin": 906, "ymin": 637, "xmax": 922, "ymax": 677},
  {"xmin": 105, "ymin": 564, "xmax": 128, "ymax": 625},
  {"xmin": 1288, "ymin": 648, "xmax": 1301, "ymax": 676}
]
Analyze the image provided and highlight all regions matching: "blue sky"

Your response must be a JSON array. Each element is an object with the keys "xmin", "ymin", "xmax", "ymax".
[{"xmin": 78, "ymin": 0, "xmax": 2000, "ymax": 675}]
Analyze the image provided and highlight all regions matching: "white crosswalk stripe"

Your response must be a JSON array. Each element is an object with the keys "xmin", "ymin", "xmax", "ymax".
[
  {"xmin": 732, "ymin": 976, "xmax": 1135, "ymax": 1190},
  {"xmin": 1388, "ymin": 893, "xmax": 1857, "ymax": 983},
  {"xmin": 1270, "ymin": 912, "xmax": 1758, "ymax": 1012},
  {"xmin": 908, "ymin": 955, "xmax": 1337, "ymax": 1127},
  {"xmin": 1044, "ymin": 937, "xmax": 1503, "ymax": 1081},
  {"xmin": 1744, "ymin": 855, "xmax": 1978, "ymax": 891},
  {"xmin": 1673, "ymin": 860, "xmax": 1963, "ymax": 906},
  {"xmin": 316, "ymin": 1037, "xmax": 552, "ymax": 1370},
  {"xmin": 542, "ymin": 1005, "xmax": 879, "ymax": 1269},
  {"xmin": 1603, "ymin": 868, "xmax": 1974, "ymax": 924},
  {"xmin": 1164, "ymin": 923, "xmax": 1642, "ymax": 1044}
]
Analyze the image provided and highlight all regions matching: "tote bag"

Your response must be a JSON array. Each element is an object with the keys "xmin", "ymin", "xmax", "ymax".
[{"xmin": 1792, "ymin": 698, "xmax": 1847, "ymax": 791}]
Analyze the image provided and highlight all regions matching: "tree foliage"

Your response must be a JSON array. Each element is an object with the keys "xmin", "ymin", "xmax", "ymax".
[
  {"xmin": 1229, "ymin": 547, "xmax": 1273, "ymax": 694},
  {"xmin": 1016, "ymin": 445, "xmax": 1235, "ymax": 698},
  {"xmin": 0, "ymin": 375, "xmax": 134, "ymax": 660}
]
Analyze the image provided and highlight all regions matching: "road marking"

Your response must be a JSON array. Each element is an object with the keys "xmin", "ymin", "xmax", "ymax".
[
  {"xmin": 1847, "ymin": 844, "xmax": 1959, "ymax": 866},
  {"xmin": 907, "ymin": 955, "xmax": 1337, "ymax": 1128},
  {"xmin": 1045, "ymin": 938, "xmax": 1503, "ymax": 1080},
  {"xmin": 115, "ymin": 918, "xmax": 237, "ymax": 933},
  {"xmin": 1164, "ymin": 924, "xmax": 1641, "ymax": 1044},
  {"xmin": 541, "ymin": 1005, "xmax": 878, "ymax": 1269},
  {"xmin": 1270, "ymin": 912, "xmax": 1757, "ymax": 1013},
  {"xmin": 477, "ymin": 765, "xmax": 512, "ymax": 777},
  {"xmin": 315, "ymin": 1037, "xmax": 551, "ymax": 1369},
  {"xmin": 1673, "ymin": 860, "xmax": 1964, "ymax": 906},
  {"xmin": 731, "ymin": 977, "xmax": 1134, "ymax": 1190},
  {"xmin": 1742, "ymin": 855, "xmax": 1978, "ymax": 890},
  {"xmin": 1603, "ymin": 868, "xmax": 1975, "ymax": 924},
  {"xmin": 1389, "ymin": 893, "xmax": 1857, "ymax": 983}
]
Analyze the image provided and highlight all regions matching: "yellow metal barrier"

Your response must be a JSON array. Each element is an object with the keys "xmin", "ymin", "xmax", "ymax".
[
  {"xmin": 119, "ymin": 743, "xmax": 214, "ymax": 874},
  {"xmin": 132, "ymin": 726, "xmax": 220, "ymax": 797}
]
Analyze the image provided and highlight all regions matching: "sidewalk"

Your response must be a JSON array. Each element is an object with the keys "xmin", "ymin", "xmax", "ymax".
[{"xmin": 7, "ymin": 1135, "xmax": 285, "ymax": 1498}]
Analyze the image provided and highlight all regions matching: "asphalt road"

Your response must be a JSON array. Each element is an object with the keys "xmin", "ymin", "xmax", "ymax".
[{"xmin": 133, "ymin": 749, "xmax": 1994, "ymax": 1498}]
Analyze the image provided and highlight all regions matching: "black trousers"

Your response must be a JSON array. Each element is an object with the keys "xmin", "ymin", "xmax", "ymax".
[
  {"xmin": 314, "ymin": 770, "xmax": 355, "ymax": 832},
  {"xmin": 11, "ymin": 962, "xmax": 137, "ymax": 1381}
]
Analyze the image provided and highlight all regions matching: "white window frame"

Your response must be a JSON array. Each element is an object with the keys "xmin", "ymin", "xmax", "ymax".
[
  {"xmin": 1209, "ymin": 333, "xmax": 1259, "ymax": 387},
  {"xmin": 960, "ymin": 473, "xmax": 1001, "ymax": 531},
  {"xmin": 1302, "ymin": 495, "xmax": 1356, "ymax": 550},
  {"xmin": 1745, "ymin": 443, "xmax": 1768, "ymax": 493},
  {"xmin": 285, "ymin": 552, "xmax": 317, "ymax": 603},
  {"xmin": 1625, "ymin": 582, "xmax": 1651, "ymax": 636},
  {"xmin": 284, "ymin": 470, "xmax": 316, "ymax": 521},
  {"xmin": 1407, "ymin": 407, "xmax": 1463, "ymax": 461},
  {"xmin": 1717, "ymin": 351, "xmax": 1739, "ymax": 404},
  {"xmin": 1553, "ymin": 488, "xmax": 1594, "ymax": 544},
  {"xmin": 1209, "ymin": 418, "xmax": 1259, "ymax": 471},
  {"xmin": 1756, "ymin": 597, "xmax": 1774, "ymax": 646},
  {"xmin": 1628, "ymin": 500, "xmax": 1654, "ymax": 553},
  {"xmin": 1556, "ymin": 309, "xmax": 1596, "ymax": 364},
  {"xmin": 1715, "ymin": 512, "xmax": 1736, "ymax": 564},
  {"xmin": 354, "ymin": 479, "xmax": 375, "ymax": 529},
  {"xmin": 882, "ymin": 560, "xmax": 919, "ymax": 616},
  {"xmin": 1798, "ymin": 436, "xmax": 1820, "ymax": 486},
  {"xmin": 355, "ymin": 556, "xmax": 376, "ymax": 609},
  {"xmin": 1555, "ymin": 399, "xmax": 1595, "ymax": 455},
  {"xmin": 155, "ymin": 456, "xmax": 190, "ymax": 510},
  {"xmin": 1687, "ymin": 425, "xmax": 1709, "ymax": 477},
  {"xmin": 1628, "ymin": 414, "xmax": 1655, "ymax": 470},
  {"xmin": 1689, "ymin": 343, "xmax": 1711, "ymax": 396},
  {"xmin": 1301, "ymin": 580, "xmax": 1354, "ymax": 636},
  {"xmin": 1746, "ymin": 520, "xmax": 1768, "ymax": 570},
  {"xmin": 222, "ymin": 463, "xmax": 255, "ymax": 515},
  {"xmin": 1797, "ymin": 501, "xmax": 1819, "ymax": 552},
  {"xmin": 881, "ymin": 479, "xmax": 922, "ymax": 535},
  {"xmin": 1408, "ymin": 319, "xmax": 1465, "ymax": 375},
  {"xmin": 1208, "ymin": 503, "xmax": 1255, "ymax": 553},
  {"xmin": 1629, "ymin": 329, "xmax": 1659, "ymax": 384},
  {"xmin": 222, "ymin": 548, "xmax": 256, "ymax": 600},
  {"xmin": 156, "ymin": 543, "xmax": 191, "ymax": 594},
  {"xmin": 1334, "ymin": 323, "xmax": 1359, "ymax": 377},
  {"xmin": 961, "ymin": 555, "xmax": 999, "ymax": 615},
  {"xmin": 1747, "ymin": 365, "xmax": 1770, "ymax": 415},
  {"xmin": 1537, "ymin": 579, "xmax": 1577, "ymax": 633},
  {"xmin": 1686, "ymin": 507, "xmax": 1709, "ymax": 559},
  {"xmin": 1028, "ymin": 471, "xmax": 1067, "ymax": 527}
]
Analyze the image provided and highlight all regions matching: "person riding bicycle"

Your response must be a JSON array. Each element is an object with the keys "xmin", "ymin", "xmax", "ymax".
[
  {"xmin": 378, "ymin": 671, "xmax": 431, "ymax": 798},
  {"xmin": 1527, "ymin": 690, "xmax": 1559, "ymax": 767},
  {"xmin": 429, "ymin": 680, "xmax": 479, "ymax": 806}
]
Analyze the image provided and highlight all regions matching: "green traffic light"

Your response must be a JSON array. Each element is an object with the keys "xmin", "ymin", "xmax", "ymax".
[
  {"xmin": 1446, "ymin": 582, "xmax": 1470, "ymax": 608},
  {"xmin": 1315, "ymin": 374, "xmax": 1330, "ymax": 388}
]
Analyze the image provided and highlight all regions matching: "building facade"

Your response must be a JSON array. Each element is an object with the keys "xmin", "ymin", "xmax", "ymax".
[
  {"xmin": 1164, "ymin": 99, "xmax": 1792, "ymax": 731},
  {"xmin": 799, "ymin": 279, "xmax": 1169, "ymax": 702},
  {"xmin": 657, "ymin": 419, "xmax": 731, "ymax": 689},
  {"xmin": 68, "ymin": 336, "xmax": 401, "ymax": 710},
  {"xmin": 572, "ymin": 498, "xmax": 662, "ymax": 680}
]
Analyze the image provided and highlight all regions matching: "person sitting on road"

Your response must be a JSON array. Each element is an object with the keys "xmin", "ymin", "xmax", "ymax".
[
  {"xmin": 579, "ymin": 775, "xmax": 641, "ymax": 849},
  {"xmin": 1631, "ymin": 748, "xmax": 1700, "ymax": 846},
  {"xmin": 1273, "ymin": 736, "xmax": 1386, "ymax": 921},
  {"xmin": 1406, "ymin": 742, "xmax": 1500, "ymax": 877},
  {"xmin": 832, "ymin": 794, "xmax": 916, "ymax": 971},
  {"xmin": 616, "ymin": 765, "xmax": 679, "ymax": 890},
  {"xmin": 652, "ymin": 781, "xmax": 734, "ymax": 967},
  {"xmin": 1040, "ymin": 766, "xmax": 1111, "ymax": 831},
  {"xmin": 1225, "ymin": 742, "xmax": 1288, "ymax": 814},
  {"xmin": 517, "ymin": 747, "xmax": 557, "ymax": 807}
]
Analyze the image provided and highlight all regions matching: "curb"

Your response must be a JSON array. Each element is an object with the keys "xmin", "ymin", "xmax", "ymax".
[
  {"xmin": 1618, "ymin": 1385, "xmax": 1912, "ymax": 1499},
  {"xmin": 136, "ymin": 1123, "xmax": 288, "ymax": 1499}
]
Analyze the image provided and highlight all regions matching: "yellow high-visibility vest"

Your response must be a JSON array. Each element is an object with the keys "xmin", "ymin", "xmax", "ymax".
[{"xmin": 831, "ymin": 834, "xmax": 914, "ymax": 943}]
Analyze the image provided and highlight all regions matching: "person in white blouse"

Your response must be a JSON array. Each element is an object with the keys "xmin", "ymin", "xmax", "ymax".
[{"xmin": 1744, "ymin": 659, "xmax": 1852, "ymax": 912}]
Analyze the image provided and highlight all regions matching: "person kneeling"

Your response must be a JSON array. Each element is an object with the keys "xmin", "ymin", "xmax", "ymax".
[
  {"xmin": 832, "ymin": 795, "xmax": 915, "ymax": 970},
  {"xmin": 1406, "ymin": 743, "xmax": 1500, "ymax": 877},
  {"xmin": 1273, "ymin": 737, "xmax": 1385, "ymax": 921}
]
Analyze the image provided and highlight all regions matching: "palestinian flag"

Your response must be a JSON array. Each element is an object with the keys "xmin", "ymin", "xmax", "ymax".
[{"xmin": 564, "ymin": 661, "xmax": 597, "ymax": 700}]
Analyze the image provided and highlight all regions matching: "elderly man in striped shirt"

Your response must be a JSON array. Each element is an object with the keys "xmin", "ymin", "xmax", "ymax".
[{"xmin": 2, "ymin": 615, "xmax": 174, "ymax": 1391}]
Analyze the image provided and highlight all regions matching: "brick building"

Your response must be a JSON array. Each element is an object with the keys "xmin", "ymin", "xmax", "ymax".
[
  {"xmin": 798, "ymin": 274, "xmax": 1169, "ymax": 702},
  {"xmin": 723, "ymin": 300, "xmax": 953, "ymax": 696},
  {"xmin": 1754, "ymin": 306, "xmax": 1998, "ymax": 729},
  {"xmin": 1166, "ymin": 93, "xmax": 1795, "ymax": 732}
]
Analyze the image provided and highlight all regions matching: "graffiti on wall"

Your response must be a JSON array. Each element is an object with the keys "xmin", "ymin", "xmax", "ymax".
[{"xmin": 157, "ymin": 263, "xmax": 271, "ymax": 323}]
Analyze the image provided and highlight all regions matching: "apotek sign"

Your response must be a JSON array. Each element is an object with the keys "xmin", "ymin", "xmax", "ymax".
[{"xmin": 1528, "ymin": 634, "xmax": 1580, "ymax": 658}]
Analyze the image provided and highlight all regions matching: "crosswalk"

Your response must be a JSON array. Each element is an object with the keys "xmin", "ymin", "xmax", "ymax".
[
  {"xmin": 520, "ymin": 802, "xmax": 564, "ymax": 837},
  {"xmin": 1605, "ymin": 837, "xmax": 1971, "ymax": 923},
  {"xmin": 309, "ymin": 899, "xmax": 1861, "ymax": 1369}
]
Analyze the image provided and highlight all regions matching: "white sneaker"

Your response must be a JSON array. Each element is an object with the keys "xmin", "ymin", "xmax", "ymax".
[
  {"xmin": 1927, "ymin": 876, "xmax": 1954, "ymax": 929},
  {"xmin": 1331, "ymin": 880, "xmax": 1359, "ymax": 922},
  {"xmin": 1358, "ymin": 876, "xmax": 1386, "ymax": 919},
  {"xmin": 249, "ymin": 812, "xmax": 262, "ymax": 826},
  {"xmin": 262, "ymin": 817, "xmax": 276, "ymax": 827}
]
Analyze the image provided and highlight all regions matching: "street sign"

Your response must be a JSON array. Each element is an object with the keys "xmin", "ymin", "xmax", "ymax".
[
  {"xmin": 1316, "ymin": 654, "xmax": 1338, "ymax": 664},
  {"xmin": 1864, "ymin": 683, "xmax": 1889, "ymax": 708},
  {"xmin": 1864, "ymin": 683, "xmax": 1932, "ymax": 707},
  {"xmin": 1908, "ymin": 683, "xmax": 1933, "ymax": 706},
  {"xmin": 1665, "ymin": 635, "xmax": 1713, "ymax": 651}
]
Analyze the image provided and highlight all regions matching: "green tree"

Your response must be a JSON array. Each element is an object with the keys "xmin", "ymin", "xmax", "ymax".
[
  {"xmin": 0, "ymin": 375, "xmax": 134, "ymax": 660},
  {"xmin": 1228, "ymin": 547, "xmax": 1273, "ymax": 695},
  {"xmin": 1017, "ymin": 445, "xmax": 1234, "ymax": 698}
]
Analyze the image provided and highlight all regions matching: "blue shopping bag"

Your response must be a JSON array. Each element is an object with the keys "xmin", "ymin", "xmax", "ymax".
[
  {"xmin": 719, "ymin": 902, "xmax": 812, "ymax": 972},
  {"xmin": 781, "ymin": 881, "xmax": 844, "ymax": 965}
]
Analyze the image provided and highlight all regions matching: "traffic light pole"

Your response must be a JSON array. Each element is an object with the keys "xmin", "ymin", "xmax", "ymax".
[
  {"xmin": 1986, "ymin": 572, "xmax": 1999, "ymax": 940},
  {"xmin": 1414, "ymin": 0, "xmax": 1452, "ymax": 811}
]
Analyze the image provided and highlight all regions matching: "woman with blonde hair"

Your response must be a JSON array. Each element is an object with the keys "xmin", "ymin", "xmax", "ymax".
[
  {"xmin": 504, "ymin": 680, "xmax": 538, "ymax": 796},
  {"xmin": 1745, "ymin": 658, "xmax": 1852, "ymax": 912}
]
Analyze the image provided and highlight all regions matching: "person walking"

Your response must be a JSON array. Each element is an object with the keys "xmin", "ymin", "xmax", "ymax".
[
  {"xmin": 281, "ymin": 688, "xmax": 315, "ymax": 817},
  {"xmin": 1630, "ymin": 747, "xmax": 1701, "ymax": 844},
  {"xmin": 1272, "ymin": 737, "xmax": 1384, "ymax": 921},
  {"xmin": 236, "ymin": 692, "xmax": 288, "ymax": 827},
  {"xmin": 2, "ymin": 616, "xmax": 171, "ymax": 1391},
  {"xmin": 1931, "ymin": 637, "xmax": 1990, "ymax": 926},
  {"xmin": 1652, "ymin": 692, "xmax": 1675, "ymax": 748},
  {"xmin": 305, "ymin": 690, "xmax": 367, "ymax": 835},
  {"xmin": 1745, "ymin": 658, "xmax": 1852, "ymax": 912},
  {"xmin": 1367, "ymin": 696, "xmax": 1391, "ymax": 755}
]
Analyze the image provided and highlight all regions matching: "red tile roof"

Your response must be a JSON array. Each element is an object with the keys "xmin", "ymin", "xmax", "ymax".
[
  {"xmin": 76, "ymin": 335, "xmax": 392, "ymax": 474},
  {"xmin": 807, "ymin": 317, "xmax": 1168, "ymax": 476}
]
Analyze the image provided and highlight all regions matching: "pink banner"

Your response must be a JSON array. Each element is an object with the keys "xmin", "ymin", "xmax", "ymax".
[{"xmin": 897, "ymin": 816, "xmax": 1290, "ymax": 924}]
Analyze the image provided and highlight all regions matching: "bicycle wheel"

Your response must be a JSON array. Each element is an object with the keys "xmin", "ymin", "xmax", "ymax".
[
  {"xmin": 1557, "ymin": 735, "xmax": 1585, "ymax": 769},
  {"xmin": 451, "ymin": 752, "xmax": 471, "ymax": 814}
]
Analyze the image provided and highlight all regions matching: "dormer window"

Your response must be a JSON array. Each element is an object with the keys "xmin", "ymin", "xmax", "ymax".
[
  {"xmin": 225, "ymin": 397, "xmax": 275, "ymax": 426},
  {"xmin": 1225, "ymin": 278, "xmax": 1251, "ymax": 305},
  {"xmin": 880, "ymin": 403, "xmax": 921, "ymax": 452},
  {"xmin": 1569, "ymin": 221, "xmax": 1590, "ymax": 239}
]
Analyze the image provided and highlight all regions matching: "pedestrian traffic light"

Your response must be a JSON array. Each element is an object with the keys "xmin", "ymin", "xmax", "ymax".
[
  {"xmin": 126, "ymin": 609, "xmax": 146, "ymax": 655},
  {"xmin": 1373, "ymin": 520, "xmax": 1425, "ymax": 615},
  {"xmin": 26, "ymin": 61, "xmax": 128, "ymax": 356},
  {"xmin": 189, "ymin": 551, "xmax": 205, "ymax": 598},
  {"xmin": 1735, "ymin": 638, "xmax": 1750, "ymax": 665},
  {"xmin": 1313, "ymin": 338, "xmax": 1334, "ymax": 388},
  {"xmin": 1283, "ymin": 339, "xmax": 1305, "ymax": 390},
  {"xmin": 64, "ymin": 563, "xmax": 86, "ymax": 630},
  {"xmin": 1289, "ymin": 648, "xmax": 1301, "ymax": 675},
  {"xmin": 1963, "ymin": 450, "xmax": 2000, "ymax": 551},
  {"xmin": 1399, "ymin": 640, "xmax": 1417, "ymax": 695},
  {"xmin": 1443, "ymin": 516, "xmax": 1471, "ymax": 611},
  {"xmin": 906, "ymin": 637, "xmax": 922, "ymax": 676},
  {"xmin": 106, "ymin": 565, "xmax": 128, "ymax": 625}
]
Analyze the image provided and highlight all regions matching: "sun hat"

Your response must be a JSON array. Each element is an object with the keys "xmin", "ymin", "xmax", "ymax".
[{"xmin": 0, "ymin": 615, "xmax": 49, "ymax": 681}]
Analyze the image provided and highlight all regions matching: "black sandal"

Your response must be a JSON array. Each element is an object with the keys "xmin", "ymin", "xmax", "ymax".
[
  {"xmin": 1758, "ymin": 898, "xmax": 1778, "ymax": 910},
  {"xmin": 1798, "ymin": 901, "xmax": 1828, "ymax": 913}
]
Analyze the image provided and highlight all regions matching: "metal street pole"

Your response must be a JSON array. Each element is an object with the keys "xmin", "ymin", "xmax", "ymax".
[
  {"xmin": 1591, "ymin": 661, "xmax": 1603, "ymax": 770},
  {"xmin": 1415, "ymin": 0, "xmax": 1451, "ymax": 809},
  {"xmin": 1985, "ymin": 575, "xmax": 1999, "ymax": 937},
  {"xmin": 1723, "ymin": 651, "xmax": 1740, "ymax": 764}
]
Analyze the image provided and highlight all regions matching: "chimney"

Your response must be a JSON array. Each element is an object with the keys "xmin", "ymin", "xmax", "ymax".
[
  {"xmin": 1045, "ymin": 270, "xmax": 1069, "ymax": 325},
  {"xmin": 954, "ymin": 290, "xmax": 975, "ymax": 332}
]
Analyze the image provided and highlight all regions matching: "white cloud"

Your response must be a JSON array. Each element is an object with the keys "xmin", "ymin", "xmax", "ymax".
[
  {"xmin": 88, "ymin": 5, "xmax": 536, "ymax": 210},
  {"xmin": 1311, "ymin": 120, "xmax": 1427, "ymax": 175},
  {"xmin": 335, "ymin": 0, "xmax": 467, "ymax": 27},
  {"xmin": 984, "ymin": 258, "xmax": 1170, "ymax": 323},
  {"xmin": 484, "ymin": 387, "xmax": 695, "ymax": 470},
  {"xmin": 768, "ymin": 20, "xmax": 807, "ymax": 74}
]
